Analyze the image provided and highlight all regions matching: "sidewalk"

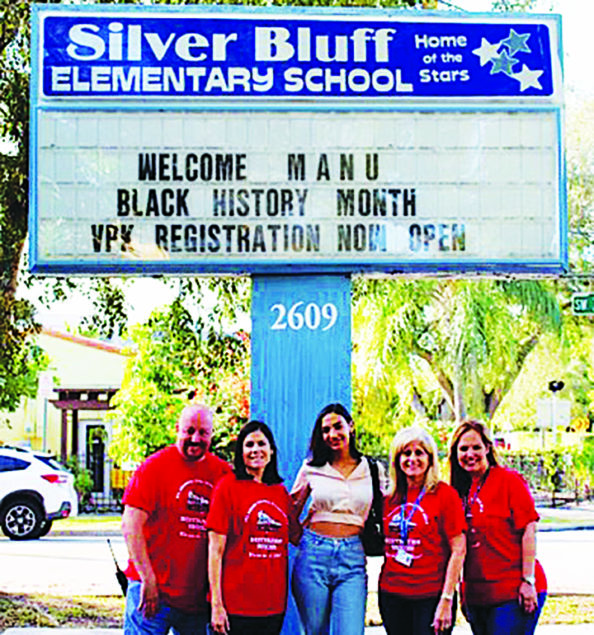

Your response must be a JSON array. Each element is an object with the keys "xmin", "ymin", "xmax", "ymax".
[{"xmin": 538, "ymin": 502, "xmax": 594, "ymax": 531}]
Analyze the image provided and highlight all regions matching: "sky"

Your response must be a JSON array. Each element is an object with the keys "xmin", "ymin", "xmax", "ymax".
[{"xmin": 25, "ymin": 0, "xmax": 594, "ymax": 332}]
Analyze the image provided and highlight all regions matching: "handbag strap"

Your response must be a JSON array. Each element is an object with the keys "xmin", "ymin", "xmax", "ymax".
[{"xmin": 367, "ymin": 457, "xmax": 382, "ymax": 517}]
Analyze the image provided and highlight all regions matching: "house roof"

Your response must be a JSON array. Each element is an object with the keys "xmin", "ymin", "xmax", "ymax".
[{"xmin": 41, "ymin": 327, "xmax": 133, "ymax": 356}]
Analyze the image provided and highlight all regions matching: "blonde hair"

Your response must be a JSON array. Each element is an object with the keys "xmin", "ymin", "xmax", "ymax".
[{"xmin": 387, "ymin": 426, "xmax": 441, "ymax": 500}]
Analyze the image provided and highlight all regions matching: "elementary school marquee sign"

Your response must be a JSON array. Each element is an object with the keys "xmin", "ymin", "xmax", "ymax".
[{"xmin": 29, "ymin": 5, "xmax": 565, "ymax": 275}]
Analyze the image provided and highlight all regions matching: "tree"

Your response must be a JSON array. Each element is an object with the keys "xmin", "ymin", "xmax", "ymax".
[
  {"xmin": 351, "ymin": 277, "xmax": 563, "ymax": 454},
  {"xmin": 0, "ymin": 0, "xmax": 48, "ymax": 413},
  {"xmin": 107, "ymin": 295, "xmax": 250, "ymax": 463},
  {"xmin": 566, "ymin": 100, "xmax": 594, "ymax": 273}
]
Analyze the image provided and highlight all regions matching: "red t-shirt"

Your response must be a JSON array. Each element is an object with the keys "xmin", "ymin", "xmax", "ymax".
[
  {"xmin": 123, "ymin": 446, "xmax": 231, "ymax": 612},
  {"xmin": 206, "ymin": 474, "xmax": 292, "ymax": 617},
  {"xmin": 379, "ymin": 481, "xmax": 466, "ymax": 599},
  {"xmin": 463, "ymin": 466, "xmax": 547, "ymax": 606}
]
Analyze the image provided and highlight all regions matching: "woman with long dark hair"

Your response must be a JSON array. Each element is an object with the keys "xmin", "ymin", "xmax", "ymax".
[
  {"xmin": 290, "ymin": 403, "xmax": 380, "ymax": 635},
  {"xmin": 207, "ymin": 420, "xmax": 294, "ymax": 635},
  {"xmin": 448, "ymin": 420, "xmax": 547, "ymax": 635}
]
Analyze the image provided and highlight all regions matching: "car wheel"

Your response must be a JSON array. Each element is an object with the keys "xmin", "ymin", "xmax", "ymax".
[
  {"xmin": 1, "ymin": 499, "xmax": 44, "ymax": 540},
  {"xmin": 37, "ymin": 519, "xmax": 53, "ymax": 537}
]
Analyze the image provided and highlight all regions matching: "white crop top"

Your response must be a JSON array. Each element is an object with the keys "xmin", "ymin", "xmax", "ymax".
[{"xmin": 291, "ymin": 458, "xmax": 379, "ymax": 528}]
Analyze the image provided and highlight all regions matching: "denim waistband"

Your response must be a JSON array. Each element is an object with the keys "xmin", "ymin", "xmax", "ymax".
[{"xmin": 302, "ymin": 527, "xmax": 363, "ymax": 546}]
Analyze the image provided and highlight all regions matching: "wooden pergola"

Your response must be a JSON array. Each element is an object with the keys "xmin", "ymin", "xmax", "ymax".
[{"xmin": 49, "ymin": 387, "xmax": 119, "ymax": 462}]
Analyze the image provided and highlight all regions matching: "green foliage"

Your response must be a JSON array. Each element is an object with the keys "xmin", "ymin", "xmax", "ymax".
[
  {"xmin": 503, "ymin": 442, "xmax": 594, "ymax": 499},
  {"xmin": 79, "ymin": 280, "xmax": 128, "ymax": 339},
  {"xmin": 0, "ymin": 321, "xmax": 49, "ymax": 412},
  {"xmin": 490, "ymin": 0, "xmax": 535, "ymax": 11},
  {"xmin": 0, "ymin": 0, "xmax": 42, "ymax": 413},
  {"xmin": 108, "ymin": 297, "xmax": 249, "ymax": 463},
  {"xmin": 64, "ymin": 456, "xmax": 95, "ymax": 505},
  {"xmin": 352, "ymin": 277, "xmax": 563, "ymax": 441},
  {"xmin": 572, "ymin": 436, "xmax": 594, "ymax": 486},
  {"xmin": 566, "ymin": 101, "xmax": 594, "ymax": 273}
]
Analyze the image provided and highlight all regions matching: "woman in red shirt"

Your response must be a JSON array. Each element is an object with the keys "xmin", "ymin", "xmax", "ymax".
[
  {"xmin": 379, "ymin": 426, "xmax": 466, "ymax": 635},
  {"xmin": 448, "ymin": 420, "xmax": 547, "ymax": 635},
  {"xmin": 207, "ymin": 420, "xmax": 294, "ymax": 635}
]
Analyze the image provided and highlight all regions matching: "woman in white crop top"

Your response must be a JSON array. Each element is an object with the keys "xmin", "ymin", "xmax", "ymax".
[{"xmin": 290, "ymin": 403, "xmax": 376, "ymax": 635}]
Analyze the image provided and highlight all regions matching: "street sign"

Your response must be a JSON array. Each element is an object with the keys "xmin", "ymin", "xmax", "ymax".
[
  {"xmin": 572, "ymin": 293, "xmax": 594, "ymax": 315},
  {"xmin": 536, "ymin": 397, "xmax": 571, "ymax": 430}
]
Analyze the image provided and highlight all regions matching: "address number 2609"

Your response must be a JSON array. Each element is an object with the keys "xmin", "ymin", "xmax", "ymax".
[{"xmin": 270, "ymin": 302, "xmax": 338, "ymax": 331}]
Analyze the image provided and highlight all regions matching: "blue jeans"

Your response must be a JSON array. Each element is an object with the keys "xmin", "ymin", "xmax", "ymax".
[
  {"xmin": 465, "ymin": 592, "xmax": 547, "ymax": 635},
  {"xmin": 124, "ymin": 580, "xmax": 209, "ymax": 635},
  {"xmin": 291, "ymin": 528, "xmax": 367, "ymax": 635}
]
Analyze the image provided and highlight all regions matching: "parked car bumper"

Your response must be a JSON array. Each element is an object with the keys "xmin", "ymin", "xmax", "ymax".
[{"xmin": 47, "ymin": 501, "xmax": 72, "ymax": 521}]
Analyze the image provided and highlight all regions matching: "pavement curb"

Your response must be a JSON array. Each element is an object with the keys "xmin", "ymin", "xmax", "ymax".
[
  {"xmin": 51, "ymin": 530, "xmax": 122, "ymax": 537},
  {"xmin": 539, "ymin": 524, "xmax": 594, "ymax": 532}
]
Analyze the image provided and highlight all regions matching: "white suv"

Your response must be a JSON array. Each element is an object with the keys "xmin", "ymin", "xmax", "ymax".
[{"xmin": 0, "ymin": 446, "xmax": 78, "ymax": 540}]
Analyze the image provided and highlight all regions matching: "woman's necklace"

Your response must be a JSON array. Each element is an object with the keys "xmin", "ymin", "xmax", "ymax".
[{"xmin": 464, "ymin": 468, "xmax": 490, "ymax": 518}]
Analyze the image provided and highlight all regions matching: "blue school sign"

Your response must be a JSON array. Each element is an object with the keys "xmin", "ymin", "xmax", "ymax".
[
  {"xmin": 29, "ymin": 7, "xmax": 564, "ymax": 632},
  {"xmin": 40, "ymin": 14, "xmax": 555, "ymax": 99},
  {"xmin": 30, "ymin": 5, "xmax": 565, "ymax": 276}
]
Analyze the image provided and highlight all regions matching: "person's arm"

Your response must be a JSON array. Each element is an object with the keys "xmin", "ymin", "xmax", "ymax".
[
  {"xmin": 518, "ymin": 521, "xmax": 539, "ymax": 613},
  {"xmin": 432, "ymin": 533, "xmax": 466, "ymax": 633},
  {"xmin": 290, "ymin": 482, "xmax": 311, "ymax": 520},
  {"xmin": 208, "ymin": 531, "xmax": 229, "ymax": 634},
  {"xmin": 121, "ymin": 505, "xmax": 159, "ymax": 618},
  {"xmin": 289, "ymin": 481, "xmax": 311, "ymax": 543},
  {"xmin": 290, "ymin": 464, "xmax": 311, "ymax": 516}
]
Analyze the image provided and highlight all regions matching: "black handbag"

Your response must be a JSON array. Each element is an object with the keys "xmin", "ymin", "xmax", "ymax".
[{"xmin": 361, "ymin": 457, "xmax": 385, "ymax": 556}]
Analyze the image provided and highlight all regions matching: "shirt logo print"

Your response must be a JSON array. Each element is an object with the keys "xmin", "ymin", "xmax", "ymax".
[
  {"xmin": 187, "ymin": 490, "xmax": 209, "ymax": 513},
  {"xmin": 256, "ymin": 510, "xmax": 282, "ymax": 532}
]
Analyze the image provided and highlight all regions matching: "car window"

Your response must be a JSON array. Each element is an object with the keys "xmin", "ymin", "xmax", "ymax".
[
  {"xmin": 35, "ymin": 455, "xmax": 67, "ymax": 471},
  {"xmin": 0, "ymin": 456, "xmax": 30, "ymax": 472}
]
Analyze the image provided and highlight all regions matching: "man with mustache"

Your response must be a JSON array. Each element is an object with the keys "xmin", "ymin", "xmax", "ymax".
[{"xmin": 122, "ymin": 404, "xmax": 231, "ymax": 634}]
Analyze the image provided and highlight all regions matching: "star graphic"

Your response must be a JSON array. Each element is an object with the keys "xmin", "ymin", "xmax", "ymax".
[
  {"xmin": 512, "ymin": 64, "xmax": 544, "ymax": 91},
  {"xmin": 501, "ymin": 29, "xmax": 531, "ymax": 56},
  {"xmin": 490, "ymin": 49, "xmax": 518, "ymax": 76},
  {"xmin": 472, "ymin": 38, "xmax": 502, "ymax": 67}
]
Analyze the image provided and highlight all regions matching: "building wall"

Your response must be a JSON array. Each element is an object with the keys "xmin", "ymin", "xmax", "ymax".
[{"xmin": 0, "ymin": 330, "xmax": 128, "ymax": 457}]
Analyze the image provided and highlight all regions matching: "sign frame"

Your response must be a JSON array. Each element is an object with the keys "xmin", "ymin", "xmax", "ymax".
[{"xmin": 29, "ymin": 4, "xmax": 567, "ymax": 276}]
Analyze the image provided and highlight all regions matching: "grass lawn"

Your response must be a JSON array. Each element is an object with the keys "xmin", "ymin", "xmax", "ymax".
[
  {"xmin": 0, "ymin": 593, "xmax": 125, "ymax": 629},
  {"xmin": 53, "ymin": 514, "xmax": 122, "ymax": 535},
  {"xmin": 1, "ymin": 591, "xmax": 593, "ymax": 629}
]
